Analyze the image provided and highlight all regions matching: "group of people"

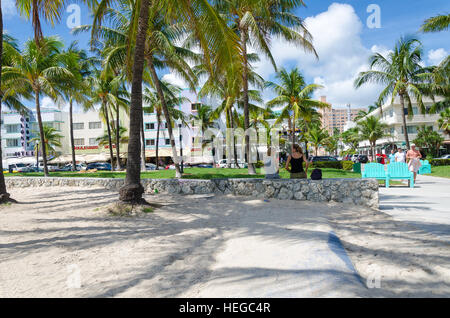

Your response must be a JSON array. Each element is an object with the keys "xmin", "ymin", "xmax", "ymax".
[
  {"xmin": 388, "ymin": 145, "xmax": 423, "ymax": 182},
  {"xmin": 265, "ymin": 143, "xmax": 424, "ymax": 183}
]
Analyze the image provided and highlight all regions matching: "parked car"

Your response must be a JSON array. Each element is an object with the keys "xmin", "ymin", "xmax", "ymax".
[
  {"xmin": 195, "ymin": 164, "xmax": 214, "ymax": 168},
  {"xmin": 357, "ymin": 155, "xmax": 369, "ymax": 164},
  {"xmin": 216, "ymin": 159, "xmax": 248, "ymax": 168},
  {"xmin": 86, "ymin": 162, "xmax": 112, "ymax": 171},
  {"xmin": 310, "ymin": 156, "xmax": 338, "ymax": 162},
  {"xmin": 16, "ymin": 164, "xmax": 36, "ymax": 173},
  {"xmin": 59, "ymin": 164, "xmax": 85, "ymax": 171},
  {"xmin": 146, "ymin": 163, "xmax": 165, "ymax": 171},
  {"xmin": 435, "ymin": 154, "xmax": 450, "ymax": 160}
]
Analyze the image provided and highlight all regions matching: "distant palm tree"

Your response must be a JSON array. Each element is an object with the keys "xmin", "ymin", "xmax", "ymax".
[
  {"xmin": 355, "ymin": 36, "xmax": 432, "ymax": 149},
  {"xmin": 421, "ymin": 14, "xmax": 450, "ymax": 33},
  {"xmin": 306, "ymin": 124, "xmax": 330, "ymax": 157},
  {"xmin": 97, "ymin": 125, "xmax": 129, "ymax": 148},
  {"xmin": 341, "ymin": 127, "xmax": 361, "ymax": 153},
  {"xmin": 267, "ymin": 68, "xmax": 329, "ymax": 147},
  {"xmin": 438, "ymin": 107, "xmax": 450, "ymax": 136},
  {"xmin": 2, "ymin": 37, "xmax": 74, "ymax": 176},
  {"xmin": 357, "ymin": 116, "xmax": 389, "ymax": 161},
  {"xmin": 31, "ymin": 125, "xmax": 63, "ymax": 157}
]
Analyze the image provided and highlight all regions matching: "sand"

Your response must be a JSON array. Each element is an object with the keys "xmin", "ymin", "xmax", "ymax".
[{"xmin": 0, "ymin": 186, "xmax": 449, "ymax": 297}]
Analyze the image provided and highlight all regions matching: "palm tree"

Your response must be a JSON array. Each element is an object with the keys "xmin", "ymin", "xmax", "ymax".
[
  {"xmin": 421, "ymin": 14, "xmax": 450, "ymax": 33},
  {"xmin": 216, "ymin": 0, "xmax": 317, "ymax": 175},
  {"xmin": 341, "ymin": 127, "xmax": 361, "ymax": 153},
  {"xmin": 62, "ymin": 43, "xmax": 94, "ymax": 171},
  {"xmin": 85, "ymin": 70, "xmax": 127, "ymax": 171},
  {"xmin": 143, "ymin": 84, "xmax": 188, "ymax": 170},
  {"xmin": 190, "ymin": 104, "xmax": 217, "ymax": 164},
  {"xmin": 438, "ymin": 107, "xmax": 450, "ymax": 136},
  {"xmin": 15, "ymin": 0, "xmax": 71, "ymax": 46},
  {"xmin": 97, "ymin": 125, "xmax": 129, "ymax": 148},
  {"xmin": 31, "ymin": 125, "xmax": 63, "ymax": 157},
  {"xmin": 2, "ymin": 37, "xmax": 74, "ymax": 177},
  {"xmin": 357, "ymin": 116, "xmax": 389, "ymax": 161},
  {"xmin": 306, "ymin": 124, "xmax": 330, "ymax": 157},
  {"xmin": 266, "ymin": 68, "xmax": 330, "ymax": 150},
  {"xmin": 355, "ymin": 36, "xmax": 432, "ymax": 149}
]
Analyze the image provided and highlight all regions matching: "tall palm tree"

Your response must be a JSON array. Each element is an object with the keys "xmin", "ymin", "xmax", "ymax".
[
  {"xmin": 62, "ymin": 42, "xmax": 94, "ymax": 171},
  {"xmin": 266, "ymin": 68, "xmax": 329, "ymax": 150},
  {"xmin": 2, "ymin": 37, "xmax": 74, "ymax": 177},
  {"xmin": 85, "ymin": 70, "xmax": 127, "ymax": 170},
  {"xmin": 355, "ymin": 36, "xmax": 432, "ymax": 149},
  {"xmin": 306, "ymin": 124, "xmax": 330, "ymax": 157},
  {"xmin": 90, "ymin": 0, "xmax": 242, "ymax": 203},
  {"xmin": 30, "ymin": 125, "xmax": 63, "ymax": 157},
  {"xmin": 341, "ymin": 127, "xmax": 361, "ymax": 153},
  {"xmin": 421, "ymin": 14, "xmax": 450, "ymax": 33},
  {"xmin": 215, "ymin": 0, "xmax": 317, "ymax": 175},
  {"xmin": 357, "ymin": 116, "xmax": 389, "ymax": 161}
]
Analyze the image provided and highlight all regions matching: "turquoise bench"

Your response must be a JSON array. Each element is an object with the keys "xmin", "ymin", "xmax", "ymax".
[
  {"xmin": 418, "ymin": 160, "xmax": 431, "ymax": 175},
  {"xmin": 362, "ymin": 163, "xmax": 389, "ymax": 187},
  {"xmin": 362, "ymin": 162, "xmax": 414, "ymax": 188},
  {"xmin": 387, "ymin": 162, "xmax": 414, "ymax": 188}
]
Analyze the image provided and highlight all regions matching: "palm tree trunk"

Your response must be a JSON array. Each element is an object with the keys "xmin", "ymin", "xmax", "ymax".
[
  {"xmin": 35, "ymin": 90, "xmax": 49, "ymax": 177},
  {"xmin": 147, "ymin": 58, "xmax": 182, "ymax": 178},
  {"xmin": 156, "ymin": 114, "xmax": 161, "ymax": 170},
  {"xmin": 120, "ymin": 0, "xmax": 150, "ymax": 202},
  {"xmin": 115, "ymin": 104, "xmax": 122, "ymax": 170},
  {"xmin": 103, "ymin": 102, "xmax": 115, "ymax": 172},
  {"xmin": 240, "ymin": 28, "xmax": 256, "ymax": 175},
  {"xmin": 226, "ymin": 109, "xmax": 232, "ymax": 169},
  {"xmin": 399, "ymin": 94, "xmax": 410, "ymax": 149},
  {"xmin": 141, "ymin": 114, "xmax": 146, "ymax": 172},
  {"xmin": 69, "ymin": 97, "xmax": 76, "ymax": 171},
  {"xmin": 0, "ymin": 3, "xmax": 11, "ymax": 202}
]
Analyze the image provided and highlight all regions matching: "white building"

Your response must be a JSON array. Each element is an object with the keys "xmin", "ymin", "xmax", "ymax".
[{"xmin": 357, "ymin": 97, "xmax": 449, "ymax": 155}]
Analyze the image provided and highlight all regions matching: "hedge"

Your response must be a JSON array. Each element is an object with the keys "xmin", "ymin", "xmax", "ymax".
[
  {"xmin": 342, "ymin": 161, "xmax": 354, "ymax": 171},
  {"xmin": 429, "ymin": 159, "xmax": 450, "ymax": 166}
]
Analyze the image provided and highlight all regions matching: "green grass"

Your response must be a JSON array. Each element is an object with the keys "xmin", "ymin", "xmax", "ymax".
[
  {"xmin": 5, "ymin": 167, "xmax": 362, "ymax": 180},
  {"xmin": 428, "ymin": 166, "xmax": 450, "ymax": 179}
]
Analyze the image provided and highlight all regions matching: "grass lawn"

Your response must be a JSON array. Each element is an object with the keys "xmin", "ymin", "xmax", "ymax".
[
  {"xmin": 5, "ymin": 167, "xmax": 362, "ymax": 180},
  {"xmin": 428, "ymin": 166, "xmax": 450, "ymax": 179}
]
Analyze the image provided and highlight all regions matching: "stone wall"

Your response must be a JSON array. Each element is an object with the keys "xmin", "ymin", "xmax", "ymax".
[{"xmin": 5, "ymin": 177, "xmax": 379, "ymax": 208}]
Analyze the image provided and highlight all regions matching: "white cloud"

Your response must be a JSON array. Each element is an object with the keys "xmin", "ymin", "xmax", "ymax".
[
  {"xmin": 428, "ymin": 48, "xmax": 448, "ymax": 66},
  {"xmin": 3, "ymin": 0, "xmax": 17, "ymax": 17},
  {"xmin": 255, "ymin": 3, "xmax": 384, "ymax": 107}
]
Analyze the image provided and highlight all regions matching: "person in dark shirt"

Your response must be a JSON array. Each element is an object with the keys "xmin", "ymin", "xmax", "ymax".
[{"xmin": 285, "ymin": 144, "xmax": 310, "ymax": 179}]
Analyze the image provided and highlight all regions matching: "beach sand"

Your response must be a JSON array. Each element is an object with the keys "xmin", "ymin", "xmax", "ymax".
[{"xmin": 0, "ymin": 186, "xmax": 449, "ymax": 297}]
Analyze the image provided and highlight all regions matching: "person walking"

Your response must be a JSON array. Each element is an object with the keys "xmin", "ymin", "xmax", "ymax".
[
  {"xmin": 264, "ymin": 146, "xmax": 280, "ymax": 179},
  {"xmin": 406, "ymin": 144, "xmax": 422, "ymax": 183},
  {"xmin": 388, "ymin": 149, "xmax": 396, "ymax": 163},
  {"xmin": 285, "ymin": 144, "xmax": 310, "ymax": 179},
  {"xmin": 395, "ymin": 148, "xmax": 406, "ymax": 163}
]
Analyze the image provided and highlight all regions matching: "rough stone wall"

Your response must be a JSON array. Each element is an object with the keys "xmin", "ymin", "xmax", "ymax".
[{"xmin": 5, "ymin": 177, "xmax": 379, "ymax": 208}]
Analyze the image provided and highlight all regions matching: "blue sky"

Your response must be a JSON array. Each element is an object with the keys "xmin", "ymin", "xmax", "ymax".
[{"xmin": 3, "ymin": 0, "xmax": 449, "ymax": 109}]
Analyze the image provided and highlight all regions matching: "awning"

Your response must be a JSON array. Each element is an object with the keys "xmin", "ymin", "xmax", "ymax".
[{"xmin": 145, "ymin": 148, "xmax": 173, "ymax": 158}]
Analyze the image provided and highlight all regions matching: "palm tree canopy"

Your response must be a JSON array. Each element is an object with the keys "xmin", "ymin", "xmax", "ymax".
[
  {"xmin": 30, "ymin": 125, "xmax": 63, "ymax": 155},
  {"xmin": 421, "ymin": 14, "xmax": 450, "ymax": 33}
]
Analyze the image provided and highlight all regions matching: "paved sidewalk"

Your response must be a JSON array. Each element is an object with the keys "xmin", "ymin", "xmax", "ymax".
[{"xmin": 379, "ymin": 175, "xmax": 450, "ymax": 242}]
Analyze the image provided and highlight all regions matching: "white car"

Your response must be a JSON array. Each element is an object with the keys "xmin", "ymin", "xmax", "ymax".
[
  {"xmin": 216, "ymin": 159, "xmax": 248, "ymax": 168},
  {"xmin": 436, "ymin": 154, "xmax": 450, "ymax": 159}
]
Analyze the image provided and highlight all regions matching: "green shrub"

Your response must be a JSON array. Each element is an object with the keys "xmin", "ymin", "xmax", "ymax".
[
  {"xmin": 429, "ymin": 159, "xmax": 450, "ymax": 166},
  {"xmin": 342, "ymin": 161, "xmax": 354, "ymax": 171},
  {"xmin": 254, "ymin": 161, "xmax": 264, "ymax": 169},
  {"xmin": 309, "ymin": 161, "xmax": 343, "ymax": 169}
]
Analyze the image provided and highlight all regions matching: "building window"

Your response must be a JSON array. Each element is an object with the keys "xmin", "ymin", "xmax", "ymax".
[
  {"xmin": 6, "ymin": 139, "xmax": 19, "ymax": 147},
  {"xmin": 73, "ymin": 123, "xmax": 84, "ymax": 130},
  {"xmin": 164, "ymin": 122, "xmax": 168, "ymax": 129},
  {"xmin": 6, "ymin": 124, "xmax": 20, "ymax": 134},
  {"xmin": 89, "ymin": 138, "xmax": 99, "ymax": 146},
  {"xmin": 146, "ymin": 139, "xmax": 155, "ymax": 146},
  {"xmin": 145, "ymin": 123, "xmax": 155, "ymax": 130},
  {"xmin": 165, "ymin": 139, "xmax": 171, "ymax": 145},
  {"xmin": 89, "ymin": 122, "xmax": 102, "ymax": 129},
  {"xmin": 401, "ymin": 126, "xmax": 418, "ymax": 134},
  {"xmin": 191, "ymin": 103, "xmax": 201, "ymax": 112},
  {"xmin": 74, "ymin": 138, "xmax": 85, "ymax": 146}
]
